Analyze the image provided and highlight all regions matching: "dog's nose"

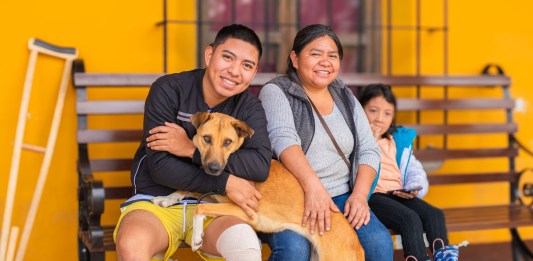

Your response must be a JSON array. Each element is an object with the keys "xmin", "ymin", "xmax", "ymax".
[{"xmin": 207, "ymin": 162, "xmax": 221, "ymax": 173}]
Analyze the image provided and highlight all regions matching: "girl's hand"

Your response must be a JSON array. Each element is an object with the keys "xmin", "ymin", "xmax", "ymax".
[
  {"xmin": 392, "ymin": 190, "xmax": 419, "ymax": 199},
  {"xmin": 369, "ymin": 123, "xmax": 382, "ymax": 140},
  {"xmin": 344, "ymin": 193, "xmax": 371, "ymax": 230}
]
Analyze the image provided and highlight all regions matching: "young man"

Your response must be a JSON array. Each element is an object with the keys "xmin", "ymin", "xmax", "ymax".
[{"xmin": 114, "ymin": 24, "xmax": 272, "ymax": 261}]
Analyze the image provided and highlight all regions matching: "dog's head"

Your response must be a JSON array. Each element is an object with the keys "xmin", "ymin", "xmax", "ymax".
[{"xmin": 191, "ymin": 112, "xmax": 254, "ymax": 176}]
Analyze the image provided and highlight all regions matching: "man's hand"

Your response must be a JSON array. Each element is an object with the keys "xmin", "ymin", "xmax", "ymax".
[
  {"xmin": 146, "ymin": 122, "xmax": 195, "ymax": 158},
  {"xmin": 226, "ymin": 175, "xmax": 261, "ymax": 218},
  {"xmin": 302, "ymin": 181, "xmax": 340, "ymax": 236},
  {"xmin": 344, "ymin": 193, "xmax": 370, "ymax": 230}
]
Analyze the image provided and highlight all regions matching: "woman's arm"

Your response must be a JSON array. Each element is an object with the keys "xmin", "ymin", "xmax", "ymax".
[
  {"xmin": 344, "ymin": 94, "xmax": 380, "ymax": 229},
  {"xmin": 350, "ymin": 95, "xmax": 381, "ymax": 172},
  {"xmin": 279, "ymin": 146, "xmax": 340, "ymax": 235},
  {"xmin": 259, "ymin": 83, "xmax": 339, "ymax": 235}
]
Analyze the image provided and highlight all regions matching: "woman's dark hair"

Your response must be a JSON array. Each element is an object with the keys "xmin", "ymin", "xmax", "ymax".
[
  {"xmin": 286, "ymin": 24, "xmax": 343, "ymax": 75},
  {"xmin": 357, "ymin": 83, "xmax": 397, "ymax": 138},
  {"xmin": 211, "ymin": 24, "xmax": 262, "ymax": 60}
]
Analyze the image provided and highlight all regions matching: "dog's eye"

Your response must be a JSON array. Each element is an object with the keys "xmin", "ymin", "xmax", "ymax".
[
  {"xmin": 223, "ymin": 139, "xmax": 232, "ymax": 147},
  {"xmin": 203, "ymin": 136, "xmax": 211, "ymax": 144}
]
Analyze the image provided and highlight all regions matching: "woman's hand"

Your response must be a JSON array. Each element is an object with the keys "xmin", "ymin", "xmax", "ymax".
[
  {"xmin": 344, "ymin": 193, "xmax": 371, "ymax": 230},
  {"xmin": 146, "ymin": 122, "xmax": 195, "ymax": 158},
  {"xmin": 302, "ymin": 181, "xmax": 340, "ymax": 236}
]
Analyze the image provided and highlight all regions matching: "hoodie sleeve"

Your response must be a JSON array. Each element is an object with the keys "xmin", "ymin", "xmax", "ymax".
[
  {"xmin": 258, "ymin": 83, "xmax": 302, "ymax": 158},
  {"xmin": 404, "ymin": 153, "xmax": 429, "ymax": 198}
]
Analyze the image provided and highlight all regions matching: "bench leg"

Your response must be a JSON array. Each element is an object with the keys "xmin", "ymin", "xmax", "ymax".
[
  {"xmin": 78, "ymin": 238, "xmax": 105, "ymax": 261},
  {"xmin": 510, "ymin": 228, "xmax": 533, "ymax": 261},
  {"xmin": 78, "ymin": 238, "xmax": 90, "ymax": 261}
]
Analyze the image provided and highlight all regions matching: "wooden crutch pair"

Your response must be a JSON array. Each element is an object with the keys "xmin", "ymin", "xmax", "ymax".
[{"xmin": 0, "ymin": 38, "xmax": 78, "ymax": 261}]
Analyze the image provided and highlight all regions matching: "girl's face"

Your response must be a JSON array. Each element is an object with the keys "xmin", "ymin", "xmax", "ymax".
[{"xmin": 363, "ymin": 96, "xmax": 395, "ymax": 137}]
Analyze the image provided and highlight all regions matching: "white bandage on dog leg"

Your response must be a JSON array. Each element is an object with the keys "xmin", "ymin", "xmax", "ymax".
[{"xmin": 215, "ymin": 224, "xmax": 261, "ymax": 261}]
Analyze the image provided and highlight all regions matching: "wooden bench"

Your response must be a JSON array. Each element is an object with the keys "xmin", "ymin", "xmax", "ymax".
[{"xmin": 73, "ymin": 59, "xmax": 533, "ymax": 260}]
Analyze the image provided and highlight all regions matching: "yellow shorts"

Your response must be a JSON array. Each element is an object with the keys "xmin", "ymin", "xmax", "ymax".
[{"xmin": 113, "ymin": 200, "xmax": 221, "ymax": 261}]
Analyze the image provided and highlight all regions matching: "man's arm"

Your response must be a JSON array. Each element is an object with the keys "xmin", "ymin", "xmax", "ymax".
[
  {"xmin": 221, "ymin": 98, "xmax": 272, "ymax": 182},
  {"xmin": 143, "ymin": 79, "xmax": 229, "ymax": 194}
]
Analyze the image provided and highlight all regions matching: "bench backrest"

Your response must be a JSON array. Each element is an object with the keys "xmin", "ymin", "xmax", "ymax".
[{"xmin": 72, "ymin": 60, "xmax": 516, "ymax": 228}]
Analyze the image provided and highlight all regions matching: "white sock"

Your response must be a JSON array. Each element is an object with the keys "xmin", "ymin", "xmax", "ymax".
[{"xmin": 215, "ymin": 224, "xmax": 261, "ymax": 261}]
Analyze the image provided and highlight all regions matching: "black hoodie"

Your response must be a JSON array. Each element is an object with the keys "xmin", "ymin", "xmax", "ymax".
[{"xmin": 131, "ymin": 69, "xmax": 272, "ymax": 197}]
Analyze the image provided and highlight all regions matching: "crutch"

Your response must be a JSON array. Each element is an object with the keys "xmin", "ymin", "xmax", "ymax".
[{"xmin": 0, "ymin": 38, "xmax": 78, "ymax": 261}]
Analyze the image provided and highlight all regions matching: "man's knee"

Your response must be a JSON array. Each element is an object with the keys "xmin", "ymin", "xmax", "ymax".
[
  {"xmin": 216, "ymin": 224, "xmax": 261, "ymax": 261},
  {"xmin": 115, "ymin": 211, "xmax": 169, "ymax": 260},
  {"xmin": 116, "ymin": 232, "xmax": 152, "ymax": 260}
]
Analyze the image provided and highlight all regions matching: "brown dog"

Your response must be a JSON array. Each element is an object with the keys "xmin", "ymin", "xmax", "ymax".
[{"xmin": 152, "ymin": 112, "xmax": 364, "ymax": 260}]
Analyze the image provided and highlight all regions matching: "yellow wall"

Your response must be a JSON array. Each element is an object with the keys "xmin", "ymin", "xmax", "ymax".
[
  {"xmin": 1, "ymin": 0, "xmax": 533, "ymax": 260},
  {"xmin": 0, "ymin": 0, "xmax": 196, "ymax": 260},
  {"xmin": 385, "ymin": 0, "xmax": 533, "ymax": 244}
]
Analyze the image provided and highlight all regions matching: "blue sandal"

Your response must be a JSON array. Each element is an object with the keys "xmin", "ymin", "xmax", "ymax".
[{"xmin": 433, "ymin": 239, "xmax": 468, "ymax": 261}]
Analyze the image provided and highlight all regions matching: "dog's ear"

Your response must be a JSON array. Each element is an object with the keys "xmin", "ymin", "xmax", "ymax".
[
  {"xmin": 231, "ymin": 120, "xmax": 254, "ymax": 139},
  {"xmin": 191, "ymin": 112, "xmax": 212, "ymax": 129}
]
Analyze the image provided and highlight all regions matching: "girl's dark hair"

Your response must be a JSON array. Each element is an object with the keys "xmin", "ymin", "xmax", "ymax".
[
  {"xmin": 357, "ymin": 83, "xmax": 397, "ymax": 138},
  {"xmin": 286, "ymin": 24, "xmax": 343, "ymax": 75},
  {"xmin": 212, "ymin": 24, "xmax": 262, "ymax": 60}
]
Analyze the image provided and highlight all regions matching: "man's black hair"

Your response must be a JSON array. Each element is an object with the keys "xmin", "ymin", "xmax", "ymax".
[{"xmin": 211, "ymin": 24, "xmax": 262, "ymax": 60}]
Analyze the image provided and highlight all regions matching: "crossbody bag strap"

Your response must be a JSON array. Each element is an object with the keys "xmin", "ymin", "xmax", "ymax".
[{"xmin": 306, "ymin": 94, "xmax": 351, "ymax": 170}]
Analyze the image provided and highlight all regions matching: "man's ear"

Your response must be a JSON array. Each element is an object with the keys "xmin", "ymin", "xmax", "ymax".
[
  {"xmin": 231, "ymin": 120, "xmax": 255, "ymax": 139},
  {"xmin": 204, "ymin": 45, "xmax": 214, "ymax": 67},
  {"xmin": 191, "ymin": 112, "xmax": 211, "ymax": 129}
]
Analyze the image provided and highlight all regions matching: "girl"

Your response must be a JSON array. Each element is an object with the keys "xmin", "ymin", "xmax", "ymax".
[{"xmin": 358, "ymin": 84, "xmax": 461, "ymax": 261}]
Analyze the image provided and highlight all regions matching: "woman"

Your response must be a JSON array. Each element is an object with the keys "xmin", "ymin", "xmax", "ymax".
[{"xmin": 258, "ymin": 24, "xmax": 393, "ymax": 261}]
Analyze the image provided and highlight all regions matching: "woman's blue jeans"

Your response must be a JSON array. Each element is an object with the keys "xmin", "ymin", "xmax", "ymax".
[{"xmin": 258, "ymin": 192, "xmax": 393, "ymax": 261}]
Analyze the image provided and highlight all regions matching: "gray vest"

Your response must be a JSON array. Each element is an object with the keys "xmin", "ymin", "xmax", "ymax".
[{"xmin": 267, "ymin": 72, "xmax": 360, "ymax": 189}]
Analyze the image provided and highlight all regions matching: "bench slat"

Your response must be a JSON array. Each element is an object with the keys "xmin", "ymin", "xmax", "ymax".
[
  {"xmin": 415, "ymin": 148, "xmax": 518, "ymax": 161},
  {"xmin": 91, "ymin": 159, "xmax": 132, "ymax": 172},
  {"xmin": 81, "ymin": 204, "xmax": 531, "ymax": 251},
  {"xmin": 76, "ymin": 98, "xmax": 515, "ymax": 115},
  {"xmin": 340, "ymin": 74, "xmax": 511, "ymax": 87},
  {"xmin": 428, "ymin": 172, "xmax": 519, "ymax": 185},
  {"xmin": 105, "ymin": 187, "xmax": 133, "ymax": 199},
  {"xmin": 78, "ymin": 130, "xmax": 143, "ymax": 143},
  {"xmin": 74, "ymin": 73, "xmax": 511, "ymax": 87},
  {"xmin": 100, "ymin": 172, "xmax": 519, "ymax": 199},
  {"xmin": 77, "ymin": 123, "xmax": 517, "ymax": 144},
  {"xmin": 443, "ymin": 205, "xmax": 533, "ymax": 232},
  {"xmin": 74, "ymin": 73, "xmax": 162, "ymax": 86},
  {"xmin": 397, "ymin": 98, "xmax": 515, "ymax": 111},
  {"xmin": 404, "ymin": 123, "xmax": 517, "ymax": 135},
  {"xmin": 77, "ymin": 101, "xmax": 144, "ymax": 114}
]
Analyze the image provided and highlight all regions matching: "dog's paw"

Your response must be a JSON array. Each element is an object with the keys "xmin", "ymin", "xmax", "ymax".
[
  {"xmin": 191, "ymin": 214, "xmax": 207, "ymax": 251},
  {"xmin": 151, "ymin": 192, "xmax": 187, "ymax": 207},
  {"xmin": 151, "ymin": 196, "xmax": 174, "ymax": 207}
]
